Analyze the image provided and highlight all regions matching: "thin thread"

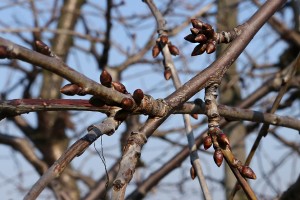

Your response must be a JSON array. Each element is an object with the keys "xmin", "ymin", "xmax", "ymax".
[{"xmin": 94, "ymin": 136, "xmax": 109, "ymax": 198}]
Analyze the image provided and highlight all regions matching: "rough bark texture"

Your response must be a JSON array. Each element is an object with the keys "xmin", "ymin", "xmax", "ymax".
[{"xmin": 217, "ymin": 1, "xmax": 247, "ymax": 199}]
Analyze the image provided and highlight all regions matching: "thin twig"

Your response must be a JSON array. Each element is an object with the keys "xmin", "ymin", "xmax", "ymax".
[
  {"xmin": 230, "ymin": 53, "xmax": 299, "ymax": 199},
  {"xmin": 143, "ymin": 0, "xmax": 212, "ymax": 199}
]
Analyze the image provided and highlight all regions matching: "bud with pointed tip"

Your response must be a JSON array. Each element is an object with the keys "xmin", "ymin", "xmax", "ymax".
[
  {"xmin": 35, "ymin": 40, "xmax": 52, "ymax": 56},
  {"xmin": 164, "ymin": 68, "xmax": 172, "ymax": 80},
  {"xmin": 160, "ymin": 35, "xmax": 169, "ymax": 45},
  {"xmin": 100, "ymin": 70, "xmax": 112, "ymax": 87},
  {"xmin": 203, "ymin": 136, "xmax": 212, "ymax": 150},
  {"xmin": 60, "ymin": 83, "xmax": 81, "ymax": 96},
  {"xmin": 213, "ymin": 149, "xmax": 223, "ymax": 167},
  {"xmin": 195, "ymin": 34, "xmax": 207, "ymax": 43},
  {"xmin": 190, "ymin": 28, "xmax": 200, "ymax": 35},
  {"xmin": 133, "ymin": 89, "xmax": 144, "ymax": 104},
  {"xmin": 206, "ymin": 41, "xmax": 216, "ymax": 54},
  {"xmin": 191, "ymin": 43, "xmax": 207, "ymax": 56},
  {"xmin": 202, "ymin": 23, "xmax": 213, "ymax": 30},
  {"xmin": 240, "ymin": 166, "xmax": 256, "ymax": 179},
  {"xmin": 121, "ymin": 98, "xmax": 134, "ymax": 110},
  {"xmin": 217, "ymin": 133, "xmax": 230, "ymax": 146},
  {"xmin": 152, "ymin": 44, "xmax": 160, "ymax": 58},
  {"xmin": 112, "ymin": 81, "xmax": 128, "ymax": 94},
  {"xmin": 168, "ymin": 43, "xmax": 180, "ymax": 56},
  {"xmin": 190, "ymin": 166, "xmax": 196, "ymax": 180},
  {"xmin": 184, "ymin": 34, "xmax": 196, "ymax": 43},
  {"xmin": 191, "ymin": 18, "xmax": 204, "ymax": 29}
]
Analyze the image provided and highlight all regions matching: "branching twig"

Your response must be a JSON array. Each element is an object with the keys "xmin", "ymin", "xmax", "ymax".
[
  {"xmin": 230, "ymin": 53, "xmax": 300, "ymax": 199},
  {"xmin": 111, "ymin": 1, "xmax": 287, "ymax": 199},
  {"xmin": 143, "ymin": 0, "xmax": 211, "ymax": 199},
  {"xmin": 24, "ymin": 113, "xmax": 122, "ymax": 200}
]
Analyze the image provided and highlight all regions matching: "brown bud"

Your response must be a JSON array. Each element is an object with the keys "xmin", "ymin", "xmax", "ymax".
[
  {"xmin": 168, "ymin": 43, "xmax": 180, "ymax": 56},
  {"xmin": 240, "ymin": 166, "xmax": 256, "ymax": 179},
  {"xmin": 100, "ymin": 70, "xmax": 112, "ymax": 87},
  {"xmin": 164, "ymin": 68, "xmax": 172, "ymax": 80},
  {"xmin": 89, "ymin": 96, "xmax": 105, "ymax": 107},
  {"xmin": 206, "ymin": 41, "xmax": 216, "ymax": 54},
  {"xmin": 160, "ymin": 35, "xmax": 169, "ymax": 45},
  {"xmin": 203, "ymin": 28, "xmax": 214, "ymax": 39},
  {"xmin": 190, "ymin": 114, "xmax": 198, "ymax": 120},
  {"xmin": 152, "ymin": 44, "xmax": 161, "ymax": 58},
  {"xmin": 213, "ymin": 149, "xmax": 223, "ymax": 167},
  {"xmin": 114, "ymin": 110, "xmax": 128, "ymax": 121},
  {"xmin": 0, "ymin": 46, "xmax": 8, "ymax": 58},
  {"xmin": 121, "ymin": 98, "xmax": 134, "ymax": 110},
  {"xmin": 190, "ymin": 28, "xmax": 200, "ymax": 35},
  {"xmin": 203, "ymin": 136, "xmax": 212, "ymax": 150},
  {"xmin": 133, "ymin": 89, "xmax": 144, "ymax": 104},
  {"xmin": 194, "ymin": 34, "xmax": 207, "ymax": 43},
  {"xmin": 217, "ymin": 133, "xmax": 230, "ymax": 146},
  {"xmin": 191, "ymin": 43, "xmax": 207, "ymax": 56},
  {"xmin": 191, "ymin": 18, "xmax": 204, "ymax": 29},
  {"xmin": 35, "ymin": 40, "xmax": 52, "ymax": 56},
  {"xmin": 112, "ymin": 81, "xmax": 128, "ymax": 94},
  {"xmin": 190, "ymin": 166, "xmax": 196, "ymax": 180},
  {"xmin": 184, "ymin": 34, "xmax": 196, "ymax": 43},
  {"xmin": 202, "ymin": 23, "xmax": 213, "ymax": 30},
  {"xmin": 60, "ymin": 83, "xmax": 81, "ymax": 96}
]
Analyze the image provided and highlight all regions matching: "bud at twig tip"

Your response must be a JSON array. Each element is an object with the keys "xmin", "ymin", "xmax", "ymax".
[
  {"xmin": 133, "ymin": 89, "xmax": 144, "ymax": 104},
  {"xmin": 100, "ymin": 69, "xmax": 112, "ymax": 87}
]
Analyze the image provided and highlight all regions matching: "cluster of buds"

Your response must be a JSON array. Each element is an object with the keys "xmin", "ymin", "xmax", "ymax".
[
  {"xmin": 152, "ymin": 35, "xmax": 180, "ymax": 58},
  {"xmin": 203, "ymin": 127, "xmax": 256, "ymax": 179},
  {"xmin": 60, "ymin": 70, "xmax": 145, "ymax": 112},
  {"xmin": 184, "ymin": 18, "xmax": 237, "ymax": 56},
  {"xmin": 184, "ymin": 19, "xmax": 217, "ymax": 55}
]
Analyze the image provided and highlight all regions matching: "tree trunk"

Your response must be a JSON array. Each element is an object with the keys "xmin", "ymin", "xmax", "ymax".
[{"xmin": 217, "ymin": 1, "xmax": 247, "ymax": 199}]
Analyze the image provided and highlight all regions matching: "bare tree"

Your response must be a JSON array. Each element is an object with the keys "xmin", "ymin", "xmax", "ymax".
[{"xmin": 0, "ymin": 0, "xmax": 299, "ymax": 200}]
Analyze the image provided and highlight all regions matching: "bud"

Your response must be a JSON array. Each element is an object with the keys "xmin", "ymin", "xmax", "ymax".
[
  {"xmin": 89, "ymin": 96, "xmax": 105, "ymax": 107},
  {"xmin": 217, "ymin": 133, "xmax": 230, "ymax": 146},
  {"xmin": 184, "ymin": 34, "xmax": 196, "ymax": 43},
  {"xmin": 213, "ymin": 149, "xmax": 223, "ymax": 167},
  {"xmin": 100, "ymin": 70, "xmax": 112, "ymax": 87},
  {"xmin": 168, "ymin": 43, "xmax": 180, "ymax": 56},
  {"xmin": 240, "ymin": 166, "xmax": 256, "ymax": 179},
  {"xmin": 35, "ymin": 40, "xmax": 52, "ymax": 56},
  {"xmin": 190, "ymin": 28, "xmax": 200, "ymax": 35},
  {"xmin": 190, "ymin": 166, "xmax": 196, "ymax": 180},
  {"xmin": 60, "ymin": 83, "xmax": 81, "ymax": 96},
  {"xmin": 203, "ymin": 136, "xmax": 212, "ymax": 150},
  {"xmin": 121, "ymin": 98, "xmax": 134, "ymax": 110},
  {"xmin": 191, "ymin": 43, "xmax": 207, "ymax": 56},
  {"xmin": 112, "ymin": 81, "xmax": 128, "ymax": 94},
  {"xmin": 164, "ymin": 68, "xmax": 172, "ymax": 80},
  {"xmin": 190, "ymin": 114, "xmax": 198, "ymax": 120},
  {"xmin": 194, "ymin": 34, "xmax": 207, "ymax": 43},
  {"xmin": 133, "ymin": 89, "xmax": 144, "ymax": 104},
  {"xmin": 0, "ymin": 46, "xmax": 8, "ymax": 58},
  {"xmin": 206, "ymin": 41, "xmax": 216, "ymax": 54},
  {"xmin": 202, "ymin": 23, "xmax": 213, "ymax": 30},
  {"xmin": 160, "ymin": 35, "xmax": 169, "ymax": 45},
  {"xmin": 191, "ymin": 19, "xmax": 204, "ymax": 29},
  {"xmin": 152, "ymin": 44, "xmax": 160, "ymax": 58}
]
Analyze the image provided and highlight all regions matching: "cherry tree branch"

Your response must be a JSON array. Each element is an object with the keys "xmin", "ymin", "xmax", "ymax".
[
  {"xmin": 143, "ymin": 0, "xmax": 211, "ymax": 199},
  {"xmin": 24, "ymin": 113, "xmax": 122, "ymax": 200},
  {"xmin": 112, "ymin": 1, "xmax": 287, "ymax": 199}
]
